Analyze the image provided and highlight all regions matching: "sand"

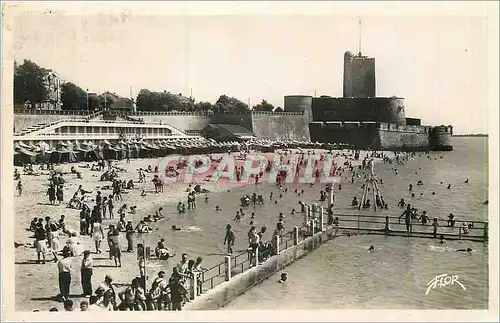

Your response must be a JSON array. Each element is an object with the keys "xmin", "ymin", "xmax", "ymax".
[{"xmin": 14, "ymin": 149, "xmax": 374, "ymax": 311}]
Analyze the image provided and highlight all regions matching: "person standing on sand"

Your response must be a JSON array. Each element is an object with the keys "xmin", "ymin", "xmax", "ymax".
[
  {"xmin": 102, "ymin": 196, "xmax": 108, "ymax": 219},
  {"xmin": 125, "ymin": 220, "xmax": 135, "ymax": 252},
  {"xmin": 91, "ymin": 218, "xmax": 104, "ymax": 254},
  {"xmin": 56, "ymin": 185, "xmax": 64, "ymax": 205},
  {"xmin": 109, "ymin": 229, "xmax": 122, "ymax": 267},
  {"xmin": 47, "ymin": 185, "xmax": 56, "ymax": 205},
  {"xmin": 16, "ymin": 180, "xmax": 23, "ymax": 196},
  {"xmin": 223, "ymin": 224, "xmax": 235, "ymax": 254},
  {"xmin": 108, "ymin": 195, "xmax": 114, "ymax": 219},
  {"xmin": 81, "ymin": 250, "xmax": 93, "ymax": 297},
  {"xmin": 34, "ymin": 219, "xmax": 48, "ymax": 264},
  {"xmin": 57, "ymin": 246, "xmax": 72, "ymax": 302}
]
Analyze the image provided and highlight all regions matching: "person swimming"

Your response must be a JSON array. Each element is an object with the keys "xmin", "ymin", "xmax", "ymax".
[
  {"xmin": 439, "ymin": 234, "xmax": 446, "ymax": 244},
  {"xmin": 368, "ymin": 245, "xmax": 374, "ymax": 251},
  {"xmin": 456, "ymin": 248, "xmax": 472, "ymax": 253},
  {"xmin": 278, "ymin": 273, "xmax": 287, "ymax": 283}
]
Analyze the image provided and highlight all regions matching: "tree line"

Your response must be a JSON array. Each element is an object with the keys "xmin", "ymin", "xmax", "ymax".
[{"xmin": 14, "ymin": 59, "xmax": 284, "ymax": 113}]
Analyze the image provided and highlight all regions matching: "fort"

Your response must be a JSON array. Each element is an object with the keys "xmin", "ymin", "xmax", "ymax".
[{"xmin": 13, "ymin": 49, "xmax": 451, "ymax": 152}]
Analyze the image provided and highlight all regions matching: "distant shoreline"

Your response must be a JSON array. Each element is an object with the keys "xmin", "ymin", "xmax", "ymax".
[{"xmin": 453, "ymin": 134, "xmax": 488, "ymax": 137}]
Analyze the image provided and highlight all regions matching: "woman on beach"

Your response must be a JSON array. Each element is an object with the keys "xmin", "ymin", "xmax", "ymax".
[
  {"xmin": 50, "ymin": 228, "xmax": 61, "ymax": 262},
  {"xmin": 47, "ymin": 185, "xmax": 56, "ymax": 205},
  {"xmin": 56, "ymin": 185, "xmax": 64, "ymax": 205},
  {"xmin": 91, "ymin": 219, "xmax": 104, "ymax": 254},
  {"xmin": 109, "ymin": 229, "xmax": 122, "ymax": 267},
  {"xmin": 67, "ymin": 232, "xmax": 84, "ymax": 256}
]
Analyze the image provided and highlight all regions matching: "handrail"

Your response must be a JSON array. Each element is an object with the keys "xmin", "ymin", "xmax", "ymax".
[
  {"xmin": 332, "ymin": 213, "xmax": 487, "ymax": 226},
  {"xmin": 14, "ymin": 109, "xmax": 94, "ymax": 115}
]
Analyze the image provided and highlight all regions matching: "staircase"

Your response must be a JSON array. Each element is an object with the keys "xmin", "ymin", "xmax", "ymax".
[{"xmin": 15, "ymin": 111, "xmax": 104, "ymax": 136}]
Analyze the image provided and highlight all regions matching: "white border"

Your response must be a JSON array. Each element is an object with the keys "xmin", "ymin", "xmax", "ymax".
[{"xmin": 2, "ymin": 1, "xmax": 498, "ymax": 322}]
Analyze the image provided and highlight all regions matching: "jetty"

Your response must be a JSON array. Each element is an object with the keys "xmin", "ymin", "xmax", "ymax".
[{"xmin": 175, "ymin": 201, "xmax": 488, "ymax": 310}]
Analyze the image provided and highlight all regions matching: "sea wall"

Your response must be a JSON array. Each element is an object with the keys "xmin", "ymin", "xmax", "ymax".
[
  {"xmin": 309, "ymin": 122, "xmax": 435, "ymax": 151},
  {"xmin": 377, "ymin": 123, "xmax": 430, "ymax": 151},
  {"xmin": 309, "ymin": 122, "xmax": 379, "ymax": 148},
  {"xmin": 251, "ymin": 112, "xmax": 310, "ymax": 141},
  {"xmin": 185, "ymin": 227, "xmax": 338, "ymax": 311}
]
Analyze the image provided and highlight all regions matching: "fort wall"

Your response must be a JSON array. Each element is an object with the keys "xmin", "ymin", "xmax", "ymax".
[
  {"xmin": 311, "ymin": 97, "xmax": 406, "ymax": 125},
  {"xmin": 251, "ymin": 112, "xmax": 310, "ymax": 141}
]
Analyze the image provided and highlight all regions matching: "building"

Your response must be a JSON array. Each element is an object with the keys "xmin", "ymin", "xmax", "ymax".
[
  {"xmin": 343, "ymin": 51, "xmax": 376, "ymax": 98},
  {"xmin": 305, "ymin": 49, "xmax": 453, "ymax": 151},
  {"xmin": 38, "ymin": 69, "xmax": 62, "ymax": 110},
  {"xmin": 19, "ymin": 67, "xmax": 63, "ymax": 110}
]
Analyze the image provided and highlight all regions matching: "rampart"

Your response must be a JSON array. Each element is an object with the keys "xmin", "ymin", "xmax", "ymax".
[
  {"xmin": 311, "ymin": 97, "xmax": 406, "ymax": 125},
  {"xmin": 309, "ymin": 121, "xmax": 448, "ymax": 151}
]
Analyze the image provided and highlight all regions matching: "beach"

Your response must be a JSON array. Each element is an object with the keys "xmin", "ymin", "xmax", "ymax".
[
  {"xmin": 15, "ymin": 149, "xmax": 365, "ymax": 311},
  {"xmin": 14, "ymin": 141, "xmax": 488, "ymax": 311}
]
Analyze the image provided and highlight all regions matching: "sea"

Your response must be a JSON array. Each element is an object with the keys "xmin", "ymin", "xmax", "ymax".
[{"xmin": 223, "ymin": 137, "xmax": 490, "ymax": 310}]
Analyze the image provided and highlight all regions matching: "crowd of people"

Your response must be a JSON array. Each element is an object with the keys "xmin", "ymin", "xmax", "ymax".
[{"xmin": 16, "ymin": 147, "xmax": 480, "ymax": 312}]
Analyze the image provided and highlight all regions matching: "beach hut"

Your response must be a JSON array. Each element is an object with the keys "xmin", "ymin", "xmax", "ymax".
[{"xmin": 50, "ymin": 146, "xmax": 78, "ymax": 164}]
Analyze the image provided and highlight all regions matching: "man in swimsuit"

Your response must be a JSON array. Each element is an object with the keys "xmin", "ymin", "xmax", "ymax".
[{"xmin": 399, "ymin": 204, "xmax": 413, "ymax": 236}]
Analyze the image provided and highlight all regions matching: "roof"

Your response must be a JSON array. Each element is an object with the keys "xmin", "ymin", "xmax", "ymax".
[{"xmin": 203, "ymin": 124, "xmax": 255, "ymax": 139}]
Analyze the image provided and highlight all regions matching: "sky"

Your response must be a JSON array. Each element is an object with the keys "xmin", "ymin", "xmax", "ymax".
[{"xmin": 8, "ymin": 3, "xmax": 496, "ymax": 134}]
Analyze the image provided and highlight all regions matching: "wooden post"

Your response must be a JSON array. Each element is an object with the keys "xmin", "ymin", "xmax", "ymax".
[
  {"xmin": 275, "ymin": 235, "xmax": 280, "ymax": 255},
  {"xmin": 484, "ymin": 222, "xmax": 488, "ymax": 241},
  {"xmin": 189, "ymin": 274, "xmax": 197, "ymax": 300},
  {"xmin": 224, "ymin": 256, "xmax": 231, "ymax": 281},
  {"xmin": 320, "ymin": 207, "xmax": 325, "ymax": 231},
  {"xmin": 372, "ymin": 177, "xmax": 377, "ymax": 211},
  {"xmin": 311, "ymin": 219, "xmax": 316, "ymax": 236},
  {"xmin": 304, "ymin": 206, "xmax": 309, "ymax": 227},
  {"xmin": 433, "ymin": 217, "xmax": 438, "ymax": 238},
  {"xmin": 293, "ymin": 226, "xmax": 299, "ymax": 245},
  {"xmin": 384, "ymin": 216, "xmax": 390, "ymax": 235},
  {"xmin": 329, "ymin": 184, "xmax": 334, "ymax": 207}
]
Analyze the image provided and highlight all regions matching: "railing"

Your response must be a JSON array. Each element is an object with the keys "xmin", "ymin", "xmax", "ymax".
[
  {"xmin": 118, "ymin": 110, "xmax": 305, "ymax": 117},
  {"xmin": 200, "ymin": 262, "xmax": 228, "ymax": 292},
  {"xmin": 330, "ymin": 213, "xmax": 488, "ymax": 242},
  {"xmin": 14, "ymin": 109, "xmax": 94, "ymax": 115},
  {"xmin": 15, "ymin": 109, "xmax": 305, "ymax": 119}
]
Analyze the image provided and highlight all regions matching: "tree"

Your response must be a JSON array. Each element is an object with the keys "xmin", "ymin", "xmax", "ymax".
[
  {"xmin": 274, "ymin": 106, "xmax": 284, "ymax": 112},
  {"xmin": 136, "ymin": 89, "xmax": 155, "ymax": 111},
  {"xmin": 252, "ymin": 99, "xmax": 274, "ymax": 112},
  {"xmin": 215, "ymin": 95, "xmax": 249, "ymax": 114},
  {"xmin": 136, "ymin": 89, "xmax": 193, "ymax": 111},
  {"xmin": 87, "ymin": 94, "xmax": 101, "ymax": 111},
  {"xmin": 194, "ymin": 101, "xmax": 213, "ymax": 112},
  {"xmin": 14, "ymin": 59, "xmax": 49, "ymax": 106},
  {"xmin": 61, "ymin": 82, "xmax": 88, "ymax": 110}
]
